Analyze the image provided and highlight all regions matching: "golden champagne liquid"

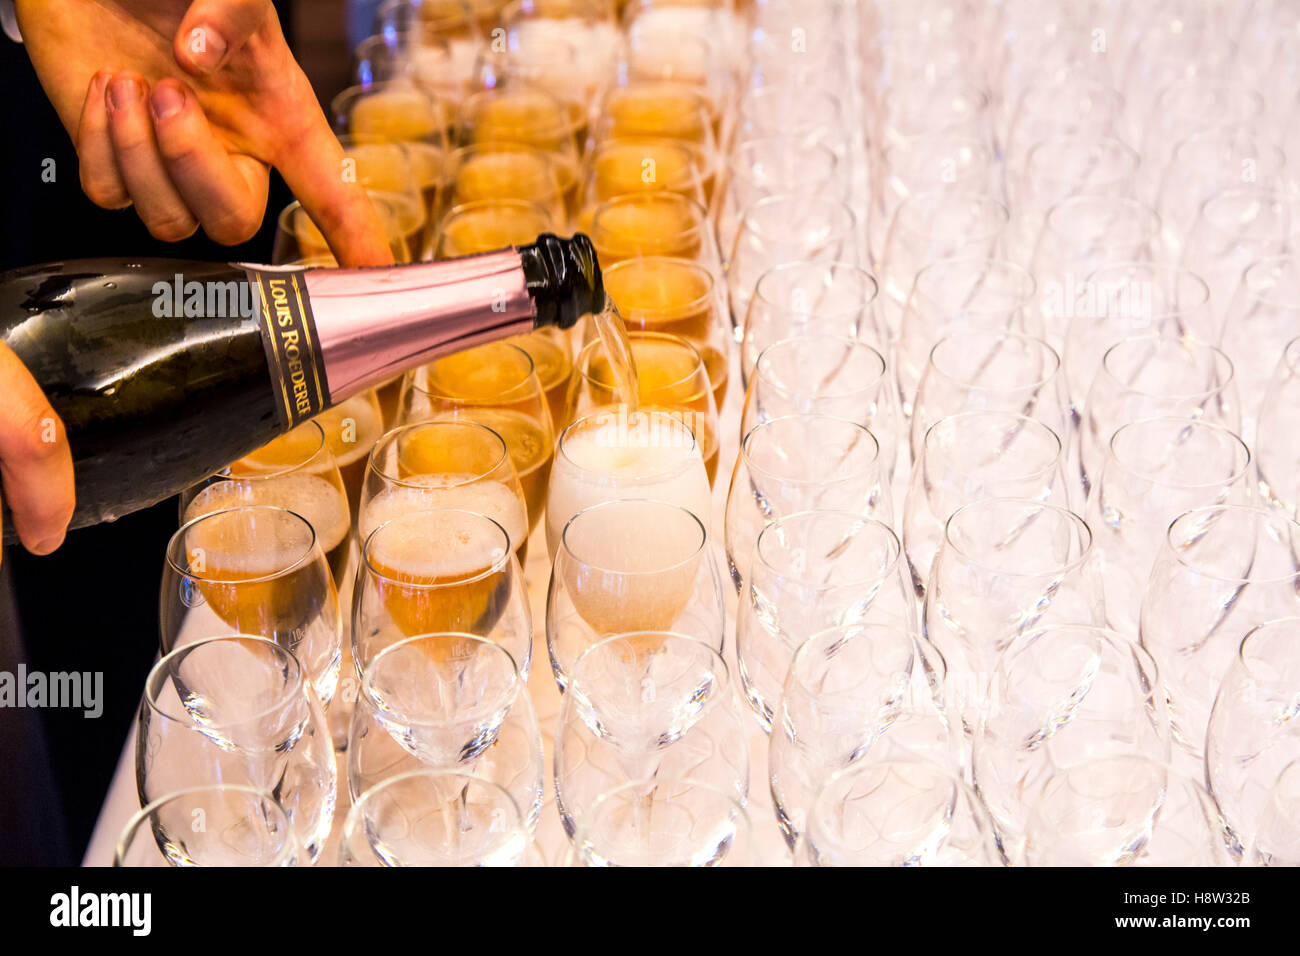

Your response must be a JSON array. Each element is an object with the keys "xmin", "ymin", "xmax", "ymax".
[
  {"xmin": 311, "ymin": 390, "xmax": 385, "ymax": 521},
  {"xmin": 510, "ymin": 329, "xmax": 574, "ymax": 432},
  {"xmin": 586, "ymin": 139, "xmax": 714, "ymax": 210},
  {"xmin": 348, "ymin": 86, "xmax": 450, "ymax": 143},
  {"xmin": 604, "ymin": 83, "xmax": 714, "ymax": 145},
  {"xmin": 591, "ymin": 194, "xmax": 706, "ymax": 264},
  {"xmin": 603, "ymin": 258, "xmax": 729, "ymax": 410},
  {"xmin": 361, "ymin": 476, "xmax": 529, "ymax": 564},
  {"xmin": 592, "ymin": 297, "xmax": 641, "ymax": 414},
  {"xmin": 469, "ymin": 408, "xmax": 554, "ymax": 533},
  {"xmin": 451, "ymin": 150, "xmax": 570, "ymax": 226}
]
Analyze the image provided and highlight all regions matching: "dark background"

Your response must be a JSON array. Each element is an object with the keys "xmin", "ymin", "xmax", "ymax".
[{"xmin": 0, "ymin": 2, "xmax": 319, "ymax": 865}]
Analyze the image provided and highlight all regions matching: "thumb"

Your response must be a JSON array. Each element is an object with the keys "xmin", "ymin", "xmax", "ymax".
[{"xmin": 174, "ymin": 0, "xmax": 274, "ymax": 75}]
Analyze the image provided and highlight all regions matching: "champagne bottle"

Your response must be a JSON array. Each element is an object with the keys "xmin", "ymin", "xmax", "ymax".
[{"xmin": 0, "ymin": 234, "xmax": 603, "ymax": 542}]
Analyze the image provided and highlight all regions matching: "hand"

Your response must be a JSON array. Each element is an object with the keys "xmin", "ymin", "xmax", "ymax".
[
  {"xmin": 0, "ymin": 342, "xmax": 75, "ymax": 562},
  {"xmin": 16, "ymin": 0, "xmax": 393, "ymax": 266}
]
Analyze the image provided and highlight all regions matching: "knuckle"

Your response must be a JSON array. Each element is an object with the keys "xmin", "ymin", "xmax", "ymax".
[
  {"xmin": 205, "ymin": 210, "xmax": 260, "ymax": 246},
  {"xmin": 146, "ymin": 211, "xmax": 199, "ymax": 242}
]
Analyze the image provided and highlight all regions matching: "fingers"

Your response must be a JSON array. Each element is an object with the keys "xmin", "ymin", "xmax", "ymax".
[
  {"xmin": 106, "ymin": 73, "xmax": 200, "ymax": 242},
  {"xmin": 149, "ymin": 79, "xmax": 268, "ymax": 245},
  {"xmin": 76, "ymin": 71, "xmax": 131, "ymax": 210},
  {"xmin": 277, "ymin": 118, "xmax": 396, "ymax": 267},
  {"xmin": 0, "ymin": 343, "xmax": 75, "ymax": 558},
  {"xmin": 174, "ymin": 0, "xmax": 274, "ymax": 75}
]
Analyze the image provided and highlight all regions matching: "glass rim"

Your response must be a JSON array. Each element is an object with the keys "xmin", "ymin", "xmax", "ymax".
[
  {"xmin": 366, "ymin": 419, "xmax": 512, "ymax": 491},
  {"xmin": 115, "ymin": 784, "xmax": 297, "ymax": 867},
  {"xmin": 459, "ymin": 83, "xmax": 585, "ymax": 140},
  {"xmin": 361, "ymin": 507, "xmax": 513, "ymax": 587},
  {"xmin": 1171, "ymin": 123, "xmax": 1287, "ymax": 169},
  {"xmin": 942, "ymin": 497, "xmax": 1093, "ymax": 578},
  {"xmin": 889, "ymin": 189, "xmax": 1008, "ymax": 240},
  {"xmin": 755, "ymin": 508, "xmax": 902, "ymax": 586},
  {"xmin": 998, "ymin": 623, "xmax": 1161, "ymax": 697},
  {"xmin": 144, "ymin": 634, "xmax": 307, "ymax": 731},
  {"xmin": 1106, "ymin": 417, "xmax": 1251, "ymax": 490},
  {"xmin": 1236, "ymin": 617, "xmax": 1300, "ymax": 690},
  {"xmin": 922, "ymin": 411, "xmax": 1063, "ymax": 483},
  {"xmin": 741, "ymin": 414, "xmax": 882, "ymax": 485},
  {"xmin": 590, "ymin": 191, "xmax": 711, "ymax": 248},
  {"xmin": 1098, "ymin": 334, "xmax": 1236, "ymax": 399},
  {"xmin": 360, "ymin": 632, "xmax": 521, "ymax": 728},
  {"xmin": 751, "ymin": 259, "xmax": 879, "ymax": 314},
  {"xmin": 556, "ymin": 408, "xmax": 701, "ymax": 484},
  {"xmin": 600, "ymin": 256, "xmax": 717, "ymax": 319},
  {"xmin": 406, "ymin": 340, "xmax": 540, "ymax": 402},
  {"xmin": 568, "ymin": 630, "xmax": 732, "ymax": 698},
  {"xmin": 213, "ymin": 419, "xmax": 327, "ymax": 482},
  {"xmin": 576, "ymin": 330, "xmax": 707, "ymax": 396},
  {"xmin": 436, "ymin": 196, "xmax": 559, "ymax": 238},
  {"xmin": 1164, "ymin": 505, "xmax": 1300, "ymax": 584},
  {"xmin": 1284, "ymin": 335, "xmax": 1300, "ymax": 377},
  {"xmin": 559, "ymin": 497, "xmax": 708, "ymax": 575},
  {"xmin": 1243, "ymin": 254, "xmax": 1300, "ymax": 311},
  {"xmin": 729, "ymin": 136, "xmax": 839, "ymax": 190},
  {"xmin": 1023, "ymin": 133, "xmax": 1140, "ymax": 180},
  {"xmin": 1198, "ymin": 187, "xmax": 1300, "ymax": 237},
  {"xmin": 166, "ymin": 505, "xmax": 319, "ymax": 585},
  {"xmin": 926, "ymin": 329, "xmax": 1061, "ymax": 391},
  {"xmin": 739, "ymin": 193, "xmax": 857, "ymax": 242},
  {"xmin": 1082, "ymin": 261, "xmax": 1211, "ymax": 314},
  {"xmin": 1041, "ymin": 194, "xmax": 1161, "ymax": 240},
  {"xmin": 788, "ymin": 621, "xmax": 918, "ymax": 699},
  {"xmin": 755, "ymin": 334, "xmax": 888, "ymax": 398},
  {"xmin": 910, "ymin": 256, "xmax": 1036, "ymax": 312},
  {"xmin": 590, "ymin": 136, "xmax": 707, "ymax": 190}
]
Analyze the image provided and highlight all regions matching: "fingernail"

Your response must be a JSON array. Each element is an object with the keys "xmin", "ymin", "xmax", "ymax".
[
  {"xmin": 108, "ymin": 75, "xmax": 142, "ymax": 111},
  {"xmin": 185, "ymin": 24, "xmax": 228, "ymax": 73},
  {"xmin": 30, "ymin": 532, "xmax": 65, "ymax": 556},
  {"xmin": 151, "ymin": 83, "xmax": 185, "ymax": 121}
]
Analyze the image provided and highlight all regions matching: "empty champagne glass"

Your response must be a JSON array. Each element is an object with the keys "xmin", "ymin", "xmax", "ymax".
[
  {"xmin": 799, "ymin": 759, "xmax": 1001, "ymax": 866},
  {"xmin": 1080, "ymin": 335, "xmax": 1240, "ymax": 500},
  {"xmin": 924, "ymin": 498, "xmax": 1105, "ymax": 737},
  {"xmin": 973, "ymin": 626, "xmax": 1170, "ymax": 864},
  {"xmin": 737, "ymin": 511, "xmax": 915, "ymax": 731},
  {"xmin": 767, "ymin": 622, "xmax": 918, "ymax": 847},
  {"xmin": 1140, "ymin": 505, "xmax": 1300, "ymax": 765},
  {"xmin": 1256, "ymin": 336, "xmax": 1300, "ymax": 515},
  {"xmin": 1023, "ymin": 756, "xmax": 1232, "ymax": 866},
  {"xmin": 554, "ymin": 633, "xmax": 749, "ymax": 839},
  {"xmin": 1219, "ymin": 254, "xmax": 1300, "ymax": 444},
  {"xmin": 353, "ymin": 508, "xmax": 531, "ymax": 677},
  {"xmin": 545, "ymin": 409, "xmax": 712, "ymax": 560},
  {"xmin": 724, "ymin": 415, "xmax": 892, "ymax": 594},
  {"xmin": 1206, "ymin": 619, "xmax": 1300, "ymax": 858},
  {"xmin": 903, "ymin": 412, "xmax": 1070, "ymax": 601},
  {"xmin": 546, "ymin": 499, "xmax": 724, "ymax": 690},
  {"xmin": 346, "ymin": 634, "xmax": 544, "ymax": 831},
  {"xmin": 721, "ymin": 137, "xmax": 844, "ymax": 259},
  {"xmin": 1089, "ymin": 418, "xmax": 1251, "ymax": 635},
  {"xmin": 1249, "ymin": 757, "xmax": 1300, "ymax": 866},
  {"xmin": 160, "ymin": 506, "xmax": 342, "ymax": 704},
  {"xmin": 115, "ymin": 786, "xmax": 298, "ymax": 867},
  {"xmin": 136, "ymin": 635, "xmax": 336, "ymax": 864},
  {"xmin": 910, "ymin": 330, "xmax": 1071, "ymax": 462},
  {"xmin": 727, "ymin": 196, "xmax": 860, "ymax": 335},
  {"xmin": 564, "ymin": 777, "xmax": 754, "ymax": 867},
  {"xmin": 338, "ymin": 771, "xmax": 531, "ymax": 866},
  {"xmin": 739, "ymin": 261, "xmax": 883, "ymax": 385},
  {"xmin": 895, "ymin": 257, "xmax": 1039, "ymax": 420}
]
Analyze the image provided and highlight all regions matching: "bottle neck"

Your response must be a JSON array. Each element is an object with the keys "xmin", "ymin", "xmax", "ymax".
[{"xmin": 297, "ymin": 249, "xmax": 537, "ymax": 401}]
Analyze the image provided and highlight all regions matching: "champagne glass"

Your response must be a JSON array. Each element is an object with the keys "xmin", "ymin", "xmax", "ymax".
[
  {"xmin": 398, "ymin": 340, "xmax": 556, "ymax": 534},
  {"xmin": 353, "ymin": 508, "xmax": 532, "ymax": 677},
  {"xmin": 721, "ymin": 137, "xmax": 844, "ymax": 262},
  {"xmin": 924, "ymin": 498, "xmax": 1105, "ymax": 738},
  {"xmin": 338, "ymin": 771, "xmax": 531, "ymax": 867},
  {"xmin": 1220, "ymin": 254, "xmax": 1300, "ymax": 444},
  {"xmin": 724, "ymin": 415, "xmax": 892, "ymax": 594},
  {"xmin": 1089, "ymin": 418, "xmax": 1251, "ymax": 635},
  {"xmin": 1140, "ymin": 505, "xmax": 1300, "ymax": 765},
  {"xmin": 588, "ymin": 192, "xmax": 718, "ymax": 267},
  {"xmin": 601, "ymin": 256, "xmax": 732, "ymax": 412},
  {"xmin": 727, "ymin": 196, "xmax": 860, "ymax": 336},
  {"xmin": 357, "ymin": 420, "xmax": 529, "ymax": 562},
  {"xmin": 554, "ymin": 633, "xmax": 749, "ymax": 840},
  {"xmin": 799, "ymin": 759, "xmax": 1001, "ymax": 866},
  {"xmin": 444, "ymin": 142, "xmax": 571, "ymax": 228},
  {"xmin": 347, "ymin": 634, "xmax": 544, "ymax": 831},
  {"xmin": 114, "ymin": 786, "xmax": 298, "ymax": 867},
  {"xmin": 895, "ymin": 257, "xmax": 1038, "ymax": 421},
  {"xmin": 547, "ymin": 499, "xmax": 725, "ymax": 690},
  {"xmin": 580, "ymin": 137, "xmax": 713, "ymax": 217},
  {"xmin": 313, "ymin": 390, "xmax": 388, "ymax": 521},
  {"xmin": 1001, "ymin": 74, "xmax": 1125, "ymax": 178},
  {"xmin": 545, "ymin": 409, "xmax": 712, "ymax": 560},
  {"xmin": 767, "ymin": 622, "xmax": 918, "ymax": 847},
  {"xmin": 739, "ymin": 260, "xmax": 882, "ymax": 387},
  {"xmin": 1249, "ymin": 758, "xmax": 1300, "ymax": 866},
  {"xmin": 740, "ymin": 336, "xmax": 898, "ymax": 477},
  {"xmin": 160, "ymin": 506, "xmax": 342, "ymax": 705},
  {"xmin": 1206, "ymin": 619, "xmax": 1300, "ymax": 858},
  {"xmin": 903, "ymin": 412, "xmax": 1069, "ymax": 602},
  {"xmin": 1080, "ymin": 335, "xmax": 1241, "ymax": 501},
  {"xmin": 564, "ymin": 778, "xmax": 755, "ymax": 867},
  {"xmin": 272, "ymin": 196, "xmax": 415, "ymax": 264},
  {"xmin": 736, "ymin": 511, "xmax": 914, "ymax": 731},
  {"xmin": 1023, "ymin": 756, "xmax": 1232, "ymax": 866},
  {"xmin": 734, "ymin": 83, "xmax": 848, "ymax": 156},
  {"xmin": 180, "ymin": 420, "xmax": 352, "ymax": 583},
  {"xmin": 1256, "ymin": 336, "xmax": 1300, "ymax": 515},
  {"xmin": 136, "ymin": 635, "xmax": 336, "ymax": 864},
  {"xmin": 909, "ymin": 330, "xmax": 1071, "ymax": 463},
  {"xmin": 973, "ymin": 626, "xmax": 1170, "ymax": 864}
]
